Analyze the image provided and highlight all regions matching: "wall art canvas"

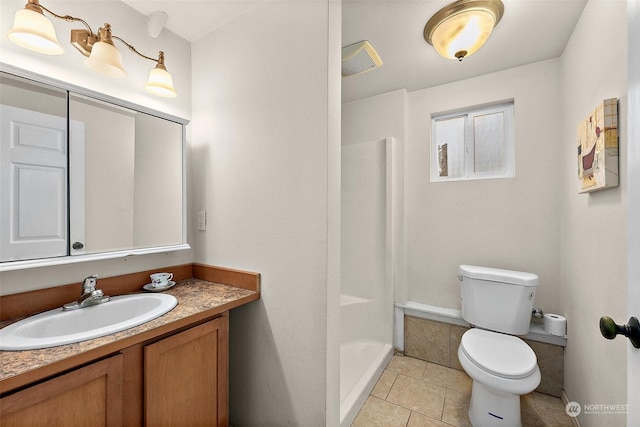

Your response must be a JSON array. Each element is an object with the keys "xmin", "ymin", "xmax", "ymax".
[{"xmin": 577, "ymin": 98, "xmax": 619, "ymax": 193}]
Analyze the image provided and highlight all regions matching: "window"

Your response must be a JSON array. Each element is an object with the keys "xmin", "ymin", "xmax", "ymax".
[{"xmin": 431, "ymin": 101, "xmax": 514, "ymax": 181}]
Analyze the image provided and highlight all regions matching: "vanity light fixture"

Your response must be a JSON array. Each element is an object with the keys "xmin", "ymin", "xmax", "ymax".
[
  {"xmin": 423, "ymin": 0, "xmax": 504, "ymax": 62},
  {"xmin": 7, "ymin": 0, "xmax": 177, "ymax": 97}
]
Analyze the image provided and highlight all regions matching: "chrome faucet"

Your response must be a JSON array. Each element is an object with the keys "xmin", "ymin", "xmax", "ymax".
[{"xmin": 63, "ymin": 275, "xmax": 110, "ymax": 311}]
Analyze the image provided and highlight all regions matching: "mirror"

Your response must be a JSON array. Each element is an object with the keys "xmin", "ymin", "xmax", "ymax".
[{"xmin": 0, "ymin": 71, "xmax": 187, "ymax": 270}]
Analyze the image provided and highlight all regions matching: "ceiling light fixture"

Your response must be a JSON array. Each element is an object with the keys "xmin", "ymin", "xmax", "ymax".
[
  {"xmin": 7, "ymin": 0, "xmax": 177, "ymax": 97},
  {"xmin": 423, "ymin": 0, "xmax": 504, "ymax": 62}
]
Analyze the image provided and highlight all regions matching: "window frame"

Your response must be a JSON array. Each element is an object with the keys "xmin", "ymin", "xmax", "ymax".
[{"xmin": 430, "ymin": 101, "xmax": 515, "ymax": 182}]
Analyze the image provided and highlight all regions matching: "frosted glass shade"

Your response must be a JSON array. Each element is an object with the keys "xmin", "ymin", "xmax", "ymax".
[
  {"xmin": 85, "ymin": 41, "xmax": 126, "ymax": 78},
  {"xmin": 145, "ymin": 67, "xmax": 177, "ymax": 97},
  {"xmin": 431, "ymin": 9, "xmax": 497, "ymax": 60},
  {"xmin": 7, "ymin": 8, "xmax": 64, "ymax": 55}
]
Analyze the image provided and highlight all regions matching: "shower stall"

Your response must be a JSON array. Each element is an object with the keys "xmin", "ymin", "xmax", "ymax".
[{"xmin": 340, "ymin": 137, "xmax": 396, "ymax": 426}]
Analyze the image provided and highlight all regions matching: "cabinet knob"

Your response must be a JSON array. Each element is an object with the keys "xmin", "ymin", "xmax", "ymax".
[{"xmin": 599, "ymin": 316, "xmax": 640, "ymax": 348}]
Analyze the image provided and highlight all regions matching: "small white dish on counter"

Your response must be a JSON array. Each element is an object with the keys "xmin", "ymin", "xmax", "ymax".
[{"xmin": 143, "ymin": 281, "xmax": 176, "ymax": 292}]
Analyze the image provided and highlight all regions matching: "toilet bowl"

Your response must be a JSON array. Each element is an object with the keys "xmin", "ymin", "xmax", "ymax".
[
  {"xmin": 456, "ymin": 265, "xmax": 541, "ymax": 426},
  {"xmin": 458, "ymin": 328, "xmax": 540, "ymax": 426}
]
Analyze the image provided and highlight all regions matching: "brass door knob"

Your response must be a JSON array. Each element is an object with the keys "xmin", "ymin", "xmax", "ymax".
[{"xmin": 599, "ymin": 316, "xmax": 640, "ymax": 348}]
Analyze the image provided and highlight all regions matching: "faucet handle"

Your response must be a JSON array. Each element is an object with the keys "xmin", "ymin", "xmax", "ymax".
[{"xmin": 82, "ymin": 275, "xmax": 98, "ymax": 292}]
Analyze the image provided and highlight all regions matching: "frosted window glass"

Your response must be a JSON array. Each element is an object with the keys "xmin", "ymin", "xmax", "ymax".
[
  {"xmin": 435, "ymin": 116, "xmax": 465, "ymax": 178},
  {"xmin": 474, "ymin": 112, "xmax": 504, "ymax": 173},
  {"xmin": 430, "ymin": 101, "xmax": 513, "ymax": 182}
]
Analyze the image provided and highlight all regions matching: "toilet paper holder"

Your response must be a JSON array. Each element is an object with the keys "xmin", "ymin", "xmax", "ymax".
[{"xmin": 599, "ymin": 316, "xmax": 640, "ymax": 349}]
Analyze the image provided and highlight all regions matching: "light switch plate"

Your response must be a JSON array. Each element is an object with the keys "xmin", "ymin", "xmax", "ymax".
[{"xmin": 197, "ymin": 211, "xmax": 207, "ymax": 231}]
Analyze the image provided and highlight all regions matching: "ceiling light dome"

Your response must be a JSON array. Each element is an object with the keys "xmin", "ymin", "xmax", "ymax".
[{"xmin": 424, "ymin": 0, "xmax": 504, "ymax": 61}]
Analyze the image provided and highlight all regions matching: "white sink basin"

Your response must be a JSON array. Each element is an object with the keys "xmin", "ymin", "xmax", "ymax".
[{"xmin": 0, "ymin": 293, "xmax": 178, "ymax": 351}]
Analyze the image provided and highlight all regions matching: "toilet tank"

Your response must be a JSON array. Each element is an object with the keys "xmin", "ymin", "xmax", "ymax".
[{"xmin": 458, "ymin": 265, "xmax": 539, "ymax": 335}]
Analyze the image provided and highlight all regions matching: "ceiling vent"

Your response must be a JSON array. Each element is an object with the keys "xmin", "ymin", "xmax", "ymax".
[{"xmin": 342, "ymin": 40, "xmax": 382, "ymax": 77}]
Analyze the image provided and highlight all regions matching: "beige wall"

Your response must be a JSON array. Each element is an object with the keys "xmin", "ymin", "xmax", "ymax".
[
  {"xmin": 560, "ymin": 1, "xmax": 628, "ymax": 426},
  {"xmin": 342, "ymin": 89, "xmax": 406, "ymax": 147},
  {"xmin": 190, "ymin": 1, "xmax": 341, "ymax": 424},
  {"xmin": 405, "ymin": 59, "xmax": 563, "ymax": 313}
]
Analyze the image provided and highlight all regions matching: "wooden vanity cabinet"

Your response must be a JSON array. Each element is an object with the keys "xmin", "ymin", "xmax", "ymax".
[
  {"xmin": 144, "ymin": 315, "xmax": 229, "ymax": 426},
  {"xmin": 0, "ymin": 314, "xmax": 229, "ymax": 427},
  {"xmin": 0, "ymin": 354, "xmax": 124, "ymax": 426}
]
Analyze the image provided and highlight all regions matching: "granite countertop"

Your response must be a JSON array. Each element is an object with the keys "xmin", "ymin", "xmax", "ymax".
[{"xmin": 0, "ymin": 279, "xmax": 258, "ymax": 386}]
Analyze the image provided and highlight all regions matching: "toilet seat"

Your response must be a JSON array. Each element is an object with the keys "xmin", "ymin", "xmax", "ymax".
[{"xmin": 460, "ymin": 328, "xmax": 537, "ymax": 379}]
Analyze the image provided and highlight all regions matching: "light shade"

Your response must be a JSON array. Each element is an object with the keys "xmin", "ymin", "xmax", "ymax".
[
  {"xmin": 85, "ymin": 41, "xmax": 126, "ymax": 78},
  {"xmin": 145, "ymin": 65, "xmax": 177, "ymax": 98},
  {"xmin": 7, "ymin": 7, "xmax": 64, "ymax": 55},
  {"xmin": 424, "ymin": 0, "xmax": 504, "ymax": 61}
]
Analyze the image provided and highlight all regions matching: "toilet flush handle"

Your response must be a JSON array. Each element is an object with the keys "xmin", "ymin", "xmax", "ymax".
[{"xmin": 599, "ymin": 316, "xmax": 640, "ymax": 348}]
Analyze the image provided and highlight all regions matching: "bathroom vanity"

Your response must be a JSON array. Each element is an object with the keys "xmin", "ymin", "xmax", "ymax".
[
  {"xmin": 0, "ymin": 65, "xmax": 247, "ymax": 426},
  {"xmin": 0, "ymin": 264, "xmax": 260, "ymax": 426}
]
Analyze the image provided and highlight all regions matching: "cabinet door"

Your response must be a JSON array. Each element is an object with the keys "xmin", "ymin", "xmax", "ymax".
[
  {"xmin": 0, "ymin": 354, "xmax": 123, "ymax": 426},
  {"xmin": 144, "ymin": 315, "xmax": 229, "ymax": 426}
]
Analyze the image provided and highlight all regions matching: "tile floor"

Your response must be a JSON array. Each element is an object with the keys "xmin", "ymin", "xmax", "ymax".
[{"xmin": 351, "ymin": 355, "xmax": 574, "ymax": 427}]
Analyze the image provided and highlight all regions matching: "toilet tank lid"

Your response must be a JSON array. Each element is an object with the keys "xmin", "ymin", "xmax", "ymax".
[{"xmin": 459, "ymin": 265, "xmax": 539, "ymax": 287}]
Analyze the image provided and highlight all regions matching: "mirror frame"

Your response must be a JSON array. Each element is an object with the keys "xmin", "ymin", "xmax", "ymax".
[{"xmin": 0, "ymin": 63, "xmax": 190, "ymax": 272}]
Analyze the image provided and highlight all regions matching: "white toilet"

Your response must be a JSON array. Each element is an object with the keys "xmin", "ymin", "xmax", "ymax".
[{"xmin": 457, "ymin": 265, "xmax": 541, "ymax": 427}]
